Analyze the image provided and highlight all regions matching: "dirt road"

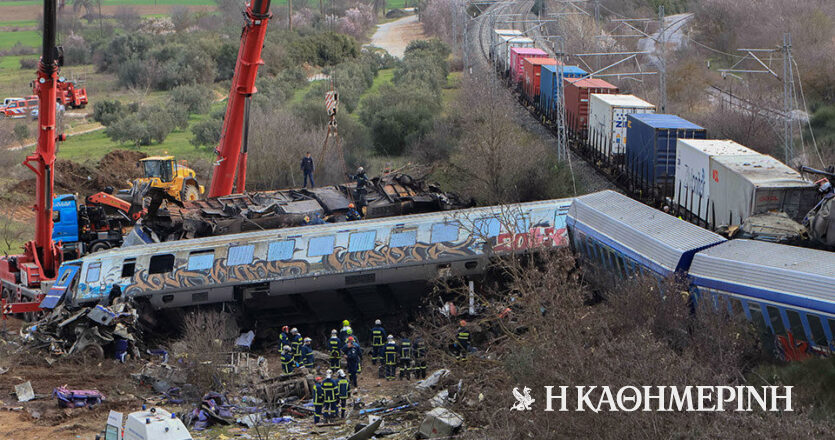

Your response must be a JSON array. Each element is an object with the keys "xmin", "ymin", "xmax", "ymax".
[{"xmin": 367, "ymin": 14, "xmax": 426, "ymax": 58}]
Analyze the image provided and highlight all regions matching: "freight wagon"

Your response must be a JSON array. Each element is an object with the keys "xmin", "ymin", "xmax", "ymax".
[
  {"xmin": 491, "ymin": 29, "xmax": 522, "ymax": 62},
  {"xmin": 539, "ymin": 65, "xmax": 586, "ymax": 121},
  {"xmin": 587, "ymin": 94, "xmax": 655, "ymax": 162},
  {"xmin": 564, "ymin": 78, "xmax": 619, "ymax": 139},
  {"xmin": 510, "ymin": 47, "xmax": 547, "ymax": 84},
  {"xmin": 624, "ymin": 114, "xmax": 706, "ymax": 201},
  {"xmin": 521, "ymin": 57, "xmax": 557, "ymax": 104},
  {"xmin": 497, "ymin": 36, "xmax": 534, "ymax": 78}
]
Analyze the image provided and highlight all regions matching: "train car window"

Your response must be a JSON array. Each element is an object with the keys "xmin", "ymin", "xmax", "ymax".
[
  {"xmin": 308, "ymin": 236, "xmax": 336, "ymax": 257},
  {"xmin": 746, "ymin": 302, "xmax": 768, "ymax": 332},
  {"xmin": 349, "ymin": 231, "xmax": 377, "ymax": 252},
  {"xmin": 784, "ymin": 310, "xmax": 808, "ymax": 343},
  {"xmin": 86, "ymin": 263, "xmax": 101, "ymax": 283},
  {"xmin": 766, "ymin": 306, "xmax": 787, "ymax": 336},
  {"xmin": 389, "ymin": 230, "xmax": 417, "ymax": 248},
  {"xmin": 805, "ymin": 314, "xmax": 828, "ymax": 347},
  {"xmin": 149, "ymin": 254, "xmax": 175, "ymax": 274},
  {"xmin": 554, "ymin": 206, "xmax": 569, "ymax": 229},
  {"xmin": 474, "ymin": 217, "xmax": 500, "ymax": 238},
  {"xmin": 515, "ymin": 215, "xmax": 531, "ymax": 234},
  {"xmin": 227, "ymin": 245, "xmax": 255, "ymax": 266},
  {"xmin": 267, "ymin": 240, "xmax": 296, "ymax": 261},
  {"xmin": 187, "ymin": 251, "xmax": 215, "ymax": 271},
  {"xmin": 431, "ymin": 222, "xmax": 459, "ymax": 243},
  {"xmin": 729, "ymin": 297, "xmax": 744, "ymax": 317},
  {"xmin": 121, "ymin": 258, "xmax": 136, "ymax": 278}
]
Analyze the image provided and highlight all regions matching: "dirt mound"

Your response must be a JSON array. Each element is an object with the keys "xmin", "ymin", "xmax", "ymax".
[{"xmin": 8, "ymin": 150, "xmax": 147, "ymax": 198}]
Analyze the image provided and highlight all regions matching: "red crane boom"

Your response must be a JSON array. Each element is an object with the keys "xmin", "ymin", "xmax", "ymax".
[{"xmin": 209, "ymin": 0, "xmax": 272, "ymax": 198}]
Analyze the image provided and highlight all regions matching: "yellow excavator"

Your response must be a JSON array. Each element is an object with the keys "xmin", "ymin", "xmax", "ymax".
[{"xmin": 130, "ymin": 156, "xmax": 204, "ymax": 203}]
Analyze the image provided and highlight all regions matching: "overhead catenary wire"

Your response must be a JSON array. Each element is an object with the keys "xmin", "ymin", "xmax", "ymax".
[{"xmin": 793, "ymin": 58, "xmax": 825, "ymax": 168}]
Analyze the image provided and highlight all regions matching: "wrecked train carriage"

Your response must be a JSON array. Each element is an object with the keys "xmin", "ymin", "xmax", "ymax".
[
  {"xmin": 51, "ymin": 198, "xmax": 573, "ymax": 325},
  {"xmin": 140, "ymin": 173, "xmax": 469, "ymax": 241}
]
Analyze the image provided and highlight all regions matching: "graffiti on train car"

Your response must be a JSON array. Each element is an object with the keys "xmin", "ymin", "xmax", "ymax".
[
  {"xmin": 323, "ymin": 239, "xmax": 478, "ymax": 272},
  {"xmin": 491, "ymin": 226, "xmax": 568, "ymax": 252}
]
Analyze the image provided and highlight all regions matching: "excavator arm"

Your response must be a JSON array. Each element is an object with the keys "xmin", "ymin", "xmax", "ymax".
[{"xmin": 208, "ymin": 0, "xmax": 272, "ymax": 197}]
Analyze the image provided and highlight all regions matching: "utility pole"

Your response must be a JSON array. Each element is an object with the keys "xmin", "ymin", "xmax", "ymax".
[
  {"xmin": 658, "ymin": 5, "xmax": 667, "ymax": 112},
  {"xmin": 553, "ymin": 38, "xmax": 567, "ymax": 161},
  {"xmin": 594, "ymin": 0, "xmax": 600, "ymax": 24},
  {"xmin": 782, "ymin": 33, "xmax": 794, "ymax": 164},
  {"xmin": 288, "ymin": 0, "xmax": 292, "ymax": 30}
]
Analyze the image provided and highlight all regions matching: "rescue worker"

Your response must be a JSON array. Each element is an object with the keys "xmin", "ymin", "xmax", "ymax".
[
  {"xmin": 301, "ymin": 152, "xmax": 315, "ymax": 188},
  {"xmin": 302, "ymin": 215, "xmax": 311, "ymax": 225},
  {"xmin": 456, "ymin": 320, "xmax": 470, "ymax": 360},
  {"xmin": 310, "ymin": 212, "xmax": 326, "ymax": 225},
  {"xmin": 337, "ymin": 369, "xmax": 350, "ymax": 418},
  {"xmin": 280, "ymin": 346, "xmax": 295, "ymax": 375},
  {"xmin": 346, "ymin": 203, "xmax": 361, "ymax": 221},
  {"xmin": 279, "ymin": 325, "xmax": 291, "ymax": 353},
  {"xmin": 413, "ymin": 337, "xmax": 427, "ymax": 379},
  {"xmin": 343, "ymin": 338, "xmax": 362, "ymax": 388},
  {"xmin": 290, "ymin": 328, "xmax": 304, "ymax": 364},
  {"xmin": 399, "ymin": 336, "xmax": 412, "ymax": 380},
  {"xmin": 339, "ymin": 320, "xmax": 352, "ymax": 342},
  {"xmin": 344, "ymin": 335, "xmax": 362, "ymax": 373},
  {"xmin": 370, "ymin": 319, "xmax": 386, "ymax": 365},
  {"xmin": 384, "ymin": 335, "xmax": 398, "ymax": 381},
  {"xmin": 301, "ymin": 337, "xmax": 315, "ymax": 369},
  {"xmin": 350, "ymin": 167, "xmax": 369, "ymax": 208},
  {"xmin": 312, "ymin": 376, "xmax": 325, "ymax": 424},
  {"xmin": 322, "ymin": 371, "xmax": 338, "ymax": 421},
  {"xmin": 328, "ymin": 329, "xmax": 342, "ymax": 371}
]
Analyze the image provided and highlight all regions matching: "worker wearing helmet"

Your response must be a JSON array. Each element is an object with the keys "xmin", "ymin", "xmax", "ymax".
[
  {"xmin": 456, "ymin": 320, "xmax": 470, "ymax": 360},
  {"xmin": 290, "ymin": 328, "xmax": 303, "ymax": 364},
  {"xmin": 413, "ymin": 337, "xmax": 427, "ymax": 379},
  {"xmin": 279, "ymin": 325, "xmax": 290, "ymax": 353},
  {"xmin": 281, "ymin": 345, "xmax": 295, "ymax": 375},
  {"xmin": 384, "ymin": 335, "xmax": 398, "ymax": 381},
  {"xmin": 370, "ymin": 319, "xmax": 386, "ymax": 365},
  {"xmin": 322, "ymin": 370, "xmax": 338, "ymax": 421},
  {"xmin": 328, "ymin": 329, "xmax": 342, "ymax": 371},
  {"xmin": 346, "ymin": 203, "xmax": 361, "ymax": 221},
  {"xmin": 337, "ymin": 369, "xmax": 350, "ymax": 418},
  {"xmin": 313, "ymin": 376, "xmax": 325, "ymax": 424},
  {"xmin": 339, "ymin": 320, "xmax": 351, "ymax": 342},
  {"xmin": 301, "ymin": 337, "xmax": 315, "ymax": 369},
  {"xmin": 398, "ymin": 336, "xmax": 413, "ymax": 380},
  {"xmin": 350, "ymin": 167, "xmax": 369, "ymax": 208}
]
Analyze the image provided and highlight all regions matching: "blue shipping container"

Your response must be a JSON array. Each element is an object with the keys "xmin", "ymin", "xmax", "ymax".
[
  {"xmin": 625, "ymin": 114, "xmax": 706, "ymax": 197},
  {"xmin": 539, "ymin": 65, "xmax": 586, "ymax": 120}
]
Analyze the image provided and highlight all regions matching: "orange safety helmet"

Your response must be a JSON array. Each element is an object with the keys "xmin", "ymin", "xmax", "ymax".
[
  {"xmin": 348, "ymin": 203, "xmax": 355, "ymax": 208},
  {"xmin": 282, "ymin": 326, "xmax": 289, "ymax": 332},
  {"xmin": 459, "ymin": 320, "xmax": 467, "ymax": 327}
]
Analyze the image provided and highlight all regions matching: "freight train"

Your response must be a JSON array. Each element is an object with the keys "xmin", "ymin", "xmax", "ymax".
[
  {"xmin": 567, "ymin": 190, "xmax": 835, "ymax": 360},
  {"xmin": 488, "ymin": 28, "xmax": 822, "ymax": 245}
]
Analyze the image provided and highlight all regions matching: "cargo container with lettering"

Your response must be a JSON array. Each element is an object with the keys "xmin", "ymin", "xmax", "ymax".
[
  {"xmin": 510, "ymin": 47, "xmax": 547, "ymax": 84},
  {"xmin": 564, "ymin": 78, "xmax": 618, "ymax": 138},
  {"xmin": 625, "ymin": 114, "xmax": 706, "ymax": 200},
  {"xmin": 522, "ymin": 57, "xmax": 557, "ymax": 103},
  {"xmin": 588, "ymin": 94, "xmax": 655, "ymax": 161},
  {"xmin": 709, "ymin": 154, "xmax": 817, "ymax": 227},
  {"xmin": 499, "ymin": 37, "xmax": 534, "ymax": 77},
  {"xmin": 539, "ymin": 65, "xmax": 586, "ymax": 120},
  {"xmin": 674, "ymin": 139, "xmax": 758, "ymax": 223}
]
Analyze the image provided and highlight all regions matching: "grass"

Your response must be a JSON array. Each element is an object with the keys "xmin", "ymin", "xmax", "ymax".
[
  {"xmin": 0, "ymin": 29, "xmax": 40, "ymax": 50},
  {"xmin": 366, "ymin": 68, "xmax": 394, "ymax": 95},
  {"xmin": 0, "ymin": 55, "xmax": 24, "ymax": 70},
  {"xmin": 0, "ymin": 0, "xmax": 215, "ymax": 6},
  {"xmin": 0, "ymin": 19, "xmax": 37, "ymax": 28},
  {"xmin": 441, "ymin": 70, "xmax": 462, "ymax": 111}
]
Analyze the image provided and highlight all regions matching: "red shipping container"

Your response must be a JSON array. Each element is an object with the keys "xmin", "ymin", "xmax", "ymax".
[
  {"xmin": 522, "ymin": 57, "xmax": 557, "ymax": 101},
  {"xmin": 510, "ymin": 48, "xmax": 548, "ymax": 84},
  {"xmin": 563, "ymin": 77, "xmax": 619, "ymax": 134}
]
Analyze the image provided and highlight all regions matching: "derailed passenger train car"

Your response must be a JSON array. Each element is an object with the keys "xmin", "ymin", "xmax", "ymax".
[{"xmin": 49, "ymin": 198, "xmax": 573, "ymax": 323}]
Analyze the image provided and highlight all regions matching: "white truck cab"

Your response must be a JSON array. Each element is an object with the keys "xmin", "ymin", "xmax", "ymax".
[{"xmin": 100, "ymin": 407, "xmax": 192, "ymax": 440}]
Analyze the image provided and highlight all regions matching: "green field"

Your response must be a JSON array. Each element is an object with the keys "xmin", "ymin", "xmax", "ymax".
[
  {"xmin": 0, "ymin": 0, "xmax": 215, "ymax": 6},
  {"xmin": 0, "ymin": 30, "xmax": 40, "ymax": 50},
  {"xmin": 0, "ymin": 19, "xmax": 37, "ymax": 27}
]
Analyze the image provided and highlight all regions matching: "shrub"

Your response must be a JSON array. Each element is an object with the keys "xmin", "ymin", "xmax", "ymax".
[
  {"xmin": 19, "ymin": 58, "xmax": 38, "ymax": 70},
  {"xmin": 92, "ymin": 99, "xmax": 124, "ymax": 127},
  {"xmin": 286, "ymin": 32, "xmax": 359, "ymax": 67},
  {"xmin": 62, "ymin": 33, "xmax": 90, "ymax": 66},
  {"xmin": 190, "ymin": 117, "xmax": 222, "ymax": 149},
  {"xmin": 13, "ymin": 123, "xmax": 28, "ymax": 144},
  {"xmin": 170, "ymin": 84, "xmax": 212, "ymax": 114},
  {"xmin": 359, "ymin": 83, "xmax": 441, "ymax": 155}
]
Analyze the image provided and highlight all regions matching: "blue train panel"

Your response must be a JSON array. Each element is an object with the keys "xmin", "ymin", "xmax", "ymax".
[
  {"xmin": 567, "ymin": 190, "xmax": 725, "ymax": 277},
  {"xmin": 539, "ymin": 65, "xmax": 586, "ymax": 120},
  {"xmin": 625, "ymin": 114, "xmax": 705, "ymax": 198}
]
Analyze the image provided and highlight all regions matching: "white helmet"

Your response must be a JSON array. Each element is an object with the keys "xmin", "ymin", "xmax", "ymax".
[
  {"xmin": 291, "ymin": 328, "xmax": 298, "ymax": 334},
  {"xmin": 326, "ymin": 370, "xmax": 332, "ymax": 379},
  {"xmin": 387, "ymin": 334, "xmax": 394, "ymax": 341},
  {"xmin": 375, "ymin": 319, "xmax": 381, "ymax": 326},
  {"xmin": 331, "ymin": 329, "xmax": 338, "ymax": 336},
  {"xmin": 283, "ymin": 345, "xmax": 292, "ymax": 353},
  {"xmin": 338, "ymin": 369, "xmax": 346, "ymax": 378},
  {"xmin": 304, "ymin": 337, "xmax": 311, "ymax": 343},
  {"xmin": 357, "ymin": 166, "xmax": 365, "ymax": 174}
]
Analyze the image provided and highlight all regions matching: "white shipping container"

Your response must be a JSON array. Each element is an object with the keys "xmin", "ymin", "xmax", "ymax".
[
  {"xmin": 674, "ymin": 139, "xmax": 757, "ymax": 222},
  {"xmin": 492, "ymin": 30, "xmax": 522, "ymax": 61},
  {"xmin": 501, "ymin": 37, "xmax": 534, "ymax": 73},
  {"xmin": 588, "ymin": 94, "xmax": 655, "ymax": 158},
  {"xmin": 709, "ymin": 154, "xmax": 816, "ymax": 226}
]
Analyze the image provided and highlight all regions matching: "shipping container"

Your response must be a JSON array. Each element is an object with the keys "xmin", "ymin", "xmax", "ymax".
[
  {"xmin": 510, "ymin": 48, "xmax": 548, "ymax": 84},
  {"xmin": 709, "ymin": 154, "xmax": 817, "ymax": 226},
  {"xmin": 499, "ymin": 37, "xmax": 535, "ymax": 75},
  {"xmin": 539, "ymin": 65, "xmax": 587, "ymax": 120},
  {"xmin": 563, "ymin": 78, "xmax": 618, "ymax": 136},
  {"xmin": 491, "ymin": 29, "xmax": 522, "ymax": 61},
  {"xmin": 588, "ymin": 94, "xmax": 655, "ymax": 160},
  {"xmin": 674, "ymin": 139, "xmax": 758, "ymax": 222},
  {"xmin": 522, "ymin": 57, "xmax": 557, "ymax": 102},
  {"xmin": 625, "ymin": 114, "xmax": 706, "ymax": 199}
]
